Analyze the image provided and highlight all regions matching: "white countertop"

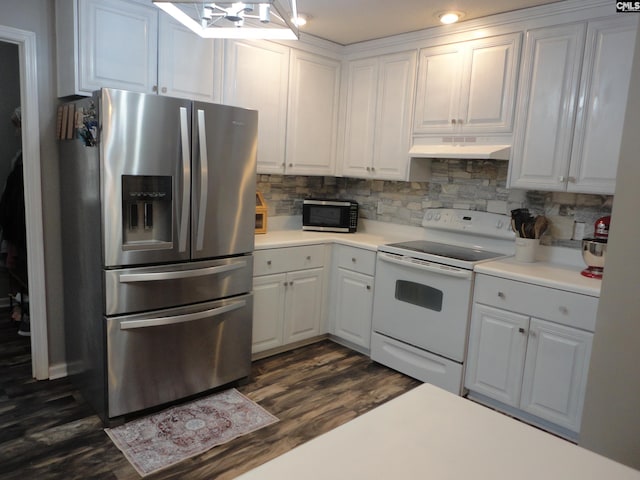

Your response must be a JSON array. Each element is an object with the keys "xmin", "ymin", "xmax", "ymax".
[
  {"xmin": 254, "ymin": 217, "xmax": 600, "ymax": 296},
  {"xmin": 236, "ymin": 384, "xmax": 639, "ymax": 480}
]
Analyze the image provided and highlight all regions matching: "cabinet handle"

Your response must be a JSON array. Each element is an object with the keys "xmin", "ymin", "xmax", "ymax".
[
  {"xmin": 497, "ymin": 291, "xmax": 505, "ymax": 298},
  {"xmin": 518, "ymin": 327, "xmax": 526, "ymax": 334}
]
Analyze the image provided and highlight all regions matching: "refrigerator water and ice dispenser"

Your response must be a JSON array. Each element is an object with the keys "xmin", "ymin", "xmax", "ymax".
[{"xmin": 122, "ymin": 175, "xmax": 172, "ymax": 250}]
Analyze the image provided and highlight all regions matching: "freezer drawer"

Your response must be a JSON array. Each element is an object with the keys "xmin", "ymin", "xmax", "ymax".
[
  {"xmin": 104, "ymin": 255, "xmax": 253, "ymax": 315},
  {"xmin": 106, "ymin": 294, "xmax": 253, "ymax": 418}
]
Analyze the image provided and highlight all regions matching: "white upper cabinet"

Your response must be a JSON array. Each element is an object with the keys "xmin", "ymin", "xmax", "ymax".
[
  {"xmin": 286, "ymin": 50, "xmax": 341, "ymax": 176},
  {"xmin": 568, "ymin": 17, "xmax": 637, "ymax": 193},
  {"xmin": 341, "ymin": 51, "xmax": 417, "ymax": 180},
  {"xmin": 509, "ymin": 16, "xmax": 637, "ymax": 194},
  {"xmin": 55, "ymin": 0, "xmax": 218, "ymax": 100},
  {"xmin": 157, "ymin": 14, "xmax": 219, "ymax": 102},
  {"xmin": 414, "ymin": 33, "xmax": 522, "ymax": 135},
  {"xmin": 222, "ymin": 40, "xmax": 290, "ymax": 174}
]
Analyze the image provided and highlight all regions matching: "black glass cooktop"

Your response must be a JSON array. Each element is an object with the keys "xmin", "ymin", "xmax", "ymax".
[{"xmin": 386, "ymin": 240, "xmax": 505, "ymax": 263}]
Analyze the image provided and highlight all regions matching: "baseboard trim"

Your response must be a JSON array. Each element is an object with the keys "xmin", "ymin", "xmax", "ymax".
[{"xmin": 48, "ymin": 362, "xmax": 68, "ymax": 380}]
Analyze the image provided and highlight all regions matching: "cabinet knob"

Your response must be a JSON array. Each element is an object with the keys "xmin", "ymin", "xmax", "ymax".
[
  {"xmin": 451, "ymin": 119, "xmax": 457, "ymax": 124},
  {"xmin": 366, "ymin": 167, "xmax": 371, "ymax": 171},
  {"xmin": 289, "ymin": 281, "xmax": 294, "ymax": 286},
  {"xmin": 267, "ymin": 260, "xmax": 272, "ymax": 265},
  {"xmin": 284, "ymin": 281, "xmax": 288, "ymax": 286},
  {"xmin": 351, "ymin": 257, "xmax": 357, "ymax": 262},
  {"xmin": 558, "ymin": 175, "xmax": 566, "ymax": 183},
  {"xmin": 518, "ymin": 327, "xmax": 526, "ymax": 334},
  {"xmin": 306, "ymin": 255, "xmax": 311, "ymax": 261},
  {"xmin": 371, "ymin": 167, "xmax": 375, "ymax": 172},
  {"xmin": 281, "ymin": 162, "xmax": 285, "ymax": 167},
  {"xmin": 289, "ymin": 163, "xmax": 293, "ymax": 167},
  {"xmin": 152, "ymin": 85, "xmax": 158, "ymax": 93},
  {"xmin": 366, "ymin": 285, "xmax": 371, "ymax": 290},
  {"xmin": 559, "ymin": 306, "xmax": 569, "ymax": 315},
  {"xmin": 161, "ymin": 87, "xmax": 167, "ymax": 93},
  {"xmin": 497, "ymin": 291, "xmax": 505, "ymax": 298}
]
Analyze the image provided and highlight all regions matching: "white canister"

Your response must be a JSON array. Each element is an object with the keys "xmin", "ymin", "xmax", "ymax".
[{"xmin": 515, "ymin": 237, "xmax": 538, "ymax": 262}]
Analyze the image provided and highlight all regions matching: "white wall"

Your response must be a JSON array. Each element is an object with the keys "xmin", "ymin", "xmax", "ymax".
[{"xmin": 579, "ymin": 16, "xmax": 640, "ymax": 469}]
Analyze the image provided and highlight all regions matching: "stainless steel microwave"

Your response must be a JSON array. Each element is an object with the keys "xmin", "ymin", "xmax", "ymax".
[{"xmin": 302, "ymin": 199, "xmax": 358, "ymax": 233}]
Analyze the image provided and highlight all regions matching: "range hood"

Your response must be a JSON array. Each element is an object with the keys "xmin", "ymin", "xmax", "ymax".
[{"xmin": 409, "ymin": 143, "xmax": 511, "ymax": 160}]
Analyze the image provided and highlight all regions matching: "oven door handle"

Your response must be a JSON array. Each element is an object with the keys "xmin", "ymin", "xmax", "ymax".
[
  {"xmin": 119, "ymin": 299, "xmax": 247, "ymax": 330},
  {"xmin": 378, "ymin": 252, "xmax": 472, "ymax": 279}
]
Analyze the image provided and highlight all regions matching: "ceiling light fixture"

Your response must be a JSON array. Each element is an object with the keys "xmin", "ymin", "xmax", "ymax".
[
  {"xmin": 438, "ymin": 11, "xmax": 465, "ymax": 25},
  {"xmin": 291, "ymin": 13, "xmax": 308, "ymax": 27},
  {"xmin": 153, "ymin": 1, "xmax": 299, "ymax": 40}
]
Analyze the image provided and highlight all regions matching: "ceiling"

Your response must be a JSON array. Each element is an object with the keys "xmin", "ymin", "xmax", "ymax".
[{"xmin": 295, "ymin": 0, "xmax": 564, "ymax": 45}]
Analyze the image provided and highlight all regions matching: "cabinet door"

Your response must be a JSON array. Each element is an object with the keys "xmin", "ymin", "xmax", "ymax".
[
  {"xmin": 520, "ymin": 318, "xmax": 593, "ymax": 432},
  {"xmin": 286, "ymin": 50, "xmax": 340, "ymax": 176},
  {"xmin": 568, "ymin": 16, "xmax": 637, "ymax": 194},
  {"xmin": 252, "ymin": 273, "xmax": 286, "ymax": 354},
  {"xmin": 508, "ymin": 23, "xmax": 586, "ymax": 191},
  {"xmin": 157, "ymin": 14, "xmax": 219, "ymax": 102},
  {"xmin": 372, "ymin": 51, "xmax": 417, "ymax": 180},
  {"xmin": 460, "ymin": 33, "xmax": 521, "ymax": 134},
  {"xmin": 333, "ymin": 268, "xmax": 373, "ymax": 349},
  {"xmin": 341, "ymin": 58, "xmax": 378, "ymax": 178},
  {"xmin": 465, "ymin": 303, "xmax": 529, "ymax": 407},
  {"xmin": 414, "ymin": 44, "xmax": 462, "ymax": 134},
  {"xmin": 283, "ymin": 267, "xmax": 324, "ymax": 344},
  {"xmin": 223, "ymin": 40, "xmax": 289, "ymax": 174},
  {"xmin": 78, "ymin": 0, "xmax": 158, "ymax": 94}
]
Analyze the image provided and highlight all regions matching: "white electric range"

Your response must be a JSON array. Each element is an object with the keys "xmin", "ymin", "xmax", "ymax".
[{"xmin": 371, "ymin": 209, "xmax": 515, "ymax": 394}]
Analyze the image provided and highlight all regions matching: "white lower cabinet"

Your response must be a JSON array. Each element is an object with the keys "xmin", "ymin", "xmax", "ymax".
[
  {"xmin": 252, "ymin": 246, "xmax": 326, "ymax": 355},
  {"xmin": 465, "ymin": 274, "xmax": 596, "ymax": 438},
  {"xmin": 330, "ymin": 245, "xmax": 376, "ymax": 351}
]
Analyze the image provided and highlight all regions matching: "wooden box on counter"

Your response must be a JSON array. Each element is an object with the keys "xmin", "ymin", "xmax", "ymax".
[{"xmin": 255, "ymin": 192, "xmax": 267, "ymax": 234}]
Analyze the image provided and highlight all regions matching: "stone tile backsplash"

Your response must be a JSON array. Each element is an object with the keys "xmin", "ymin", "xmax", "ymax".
[{"xmin": 256, "ymin": 159, "xmax": 613, "ymax": 248}]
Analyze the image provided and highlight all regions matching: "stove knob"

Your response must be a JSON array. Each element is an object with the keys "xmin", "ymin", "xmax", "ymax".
[
  {"xmin": 425, "ymin": 213, "xmax": 433, "ymax": 221},
  {"xmin": 434, "ymin": 213, "xmax": 441, "ymax": 221}
]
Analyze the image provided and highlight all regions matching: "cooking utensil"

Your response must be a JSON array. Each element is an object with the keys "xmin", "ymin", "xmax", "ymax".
[{"xmin": 534, "ymin": 215, "xmax": 549, "ymax": 239}]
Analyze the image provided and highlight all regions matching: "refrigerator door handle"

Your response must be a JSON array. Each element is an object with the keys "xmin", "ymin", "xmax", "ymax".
[
  {"xmin": 119, "ymin": 299, "xmax": 247, "ymax": 330},
  {"xmin": 118, "ymin": 260, "xmax": 248, "ymax": 283},
  {"xmin": 196, "ymin": 109, "xmax": 208, "ymax": 251},
  {"xmin": 179, "ymin": 106, "xmax": 191, "ymax": 253}
]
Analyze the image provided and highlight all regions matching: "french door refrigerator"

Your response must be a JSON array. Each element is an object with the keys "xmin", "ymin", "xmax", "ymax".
[{"xmin": 59, "ymin": 88, "xmax": 258, "ymax": 424}]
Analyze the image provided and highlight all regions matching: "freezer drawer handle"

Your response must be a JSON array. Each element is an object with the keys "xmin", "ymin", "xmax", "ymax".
[
  {"xmin": 378, "ymin": 252, "xmax": 472, "ymax": 279},
  {"xmin": 119, "ymin": 299, "xmax": 247, "ymax": 330},
  {"xmin": 118, "ymin": 261, "xmax": 247, "ymax": 283}
]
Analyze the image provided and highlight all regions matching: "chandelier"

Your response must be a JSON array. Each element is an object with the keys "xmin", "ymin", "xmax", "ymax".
[{"xmin": 153, "ymin": 1, "xmax": 299, "ymax": 40}]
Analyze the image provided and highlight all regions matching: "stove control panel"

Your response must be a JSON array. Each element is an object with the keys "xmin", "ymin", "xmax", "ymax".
[{"xmin": 422, "ymin": 209, "xmax": 514, "ymax": 240}]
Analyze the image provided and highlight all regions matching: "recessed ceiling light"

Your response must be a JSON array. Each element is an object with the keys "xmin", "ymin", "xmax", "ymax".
[
  {"xmin": 438, "ymin": 11, "xmax": 465, "ymax": 25},
  {"xmin": 292, "ymin": 13, "xmax": 308, "ymax": 27}
]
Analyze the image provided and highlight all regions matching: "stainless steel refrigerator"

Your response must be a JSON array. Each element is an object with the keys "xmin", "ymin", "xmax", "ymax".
[{"xmin": 59, "ymin": 88, "xmax": 258, "ymax": 424}]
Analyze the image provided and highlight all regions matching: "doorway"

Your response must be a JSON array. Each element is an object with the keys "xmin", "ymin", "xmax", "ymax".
[{"xmin": 0, "ymin": 25, "xmax": 48, "ymax": 380}]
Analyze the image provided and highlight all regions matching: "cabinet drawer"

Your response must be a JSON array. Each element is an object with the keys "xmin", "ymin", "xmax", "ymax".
[
  {"xmin": 473, "ymin": 274, "xmax": 598, "ymax": 332},
  {"xmin": 254, "ymin": 245, "xmax": 325, "ymax": 276},
  {"xmin": 334, "ymin": 244, "xmax": 376, "ymax": 276}
]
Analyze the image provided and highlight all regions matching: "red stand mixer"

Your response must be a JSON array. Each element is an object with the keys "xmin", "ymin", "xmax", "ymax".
[{"xmin": 581, "ymin": 216, "xmax": 610, "ymax": 279}]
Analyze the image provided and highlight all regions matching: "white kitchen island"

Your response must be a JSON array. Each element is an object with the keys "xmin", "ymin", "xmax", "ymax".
[{"xmin": 236, "ymin": 384, "xmax": 640, "ymax": 480}]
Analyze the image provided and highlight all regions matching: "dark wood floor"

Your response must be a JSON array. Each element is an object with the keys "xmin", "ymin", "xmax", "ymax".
[{"xmin": 0, "ymin": 313, "xmax": 421, "ymax": 479}]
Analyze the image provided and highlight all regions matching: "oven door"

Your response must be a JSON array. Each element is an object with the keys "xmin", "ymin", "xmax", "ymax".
[{"xmin": 372, "ymin": 252, "xmax": 473, "ymax": 362}]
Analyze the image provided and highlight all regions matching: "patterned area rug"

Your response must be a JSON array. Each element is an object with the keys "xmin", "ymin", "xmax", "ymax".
[{"xmin": 105, "ymin": 389, "xmax": 278, "ymax": 477}]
